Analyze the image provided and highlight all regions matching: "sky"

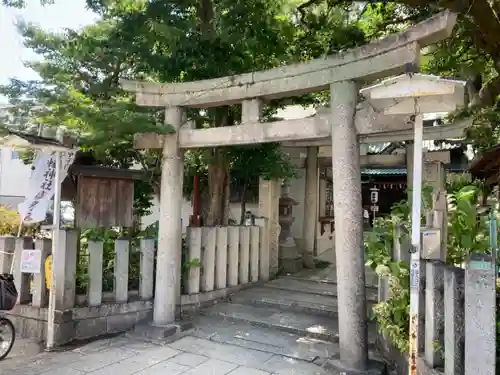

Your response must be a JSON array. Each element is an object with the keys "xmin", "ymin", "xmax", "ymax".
[
  {"xmin": 0, "ymin": 0, "xmax": 314, "ymax": 119},
  {"xmin": 0, "ymin": 0, "xmax": 98, "ymax": 103}
]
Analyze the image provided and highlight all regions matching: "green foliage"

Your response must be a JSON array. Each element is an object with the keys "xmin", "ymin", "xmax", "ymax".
[
  {"xmin": 2, "ymin": 0, "xmax": 354, "ymax": 217},
  {"xmin": 447, "ymin": 185, "xmax": 489, "ymax": 264},
  {"xmin": 364, "ymin": 192, "xmax": 426, "ymax": 352},
  {"xmin": 75, "ymin": 222, "xmax": 200, "ymax": 295},
  {"xmin": 365, "ymin": 181, "xmax": 498, "ymax": 354},
  {"xmin": 372, "ymin": 260, "xmax": 410, "ymax": 352}
]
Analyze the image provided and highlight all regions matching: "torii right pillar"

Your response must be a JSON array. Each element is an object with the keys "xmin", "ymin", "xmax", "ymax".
[{"xmin": 330, "ymin": 80, "xmax": 369, "ymax": 372}]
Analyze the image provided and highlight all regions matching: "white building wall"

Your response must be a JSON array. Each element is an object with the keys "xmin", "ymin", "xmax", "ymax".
[
  {"xmin": 141, "ymin": 170, "xmax": 307, "ymax": 241},
  {"xmin": 141, "ymin": 196, "xmax": 260, "ymax": 234},
  {"xmin": 0, "ymin": 148, "xmax": 31, "ymax": 208}
]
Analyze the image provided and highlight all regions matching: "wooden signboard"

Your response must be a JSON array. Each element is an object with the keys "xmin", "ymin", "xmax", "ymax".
[{"xmin": 76, "ymin": 175, "xmax": 134, "ymax": 228}]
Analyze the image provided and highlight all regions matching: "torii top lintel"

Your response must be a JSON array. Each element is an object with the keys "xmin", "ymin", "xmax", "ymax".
[{"xmin": 120, "ymin": 10, "xmax": 456, "ymax": 109}]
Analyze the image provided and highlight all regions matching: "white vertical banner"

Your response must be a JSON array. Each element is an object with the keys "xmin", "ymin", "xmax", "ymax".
[{"xmin": 18, "ymin": 151, "xmax": 76, "ymax": 224}]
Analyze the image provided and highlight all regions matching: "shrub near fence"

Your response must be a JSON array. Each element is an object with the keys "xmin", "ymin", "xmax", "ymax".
[{"xmin": 366, "ymin": 184, "xmax": 498, "ymax": 375}]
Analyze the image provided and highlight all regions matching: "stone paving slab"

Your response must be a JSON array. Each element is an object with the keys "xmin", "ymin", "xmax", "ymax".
[
  {"xmin": 189, "ymin": 315, "xmax": 340, "ymax": 361},
  {"xmin": 0, "ymin": 334, "xmax": 334, "ymax": 375},
  {"xmin": 169, "ymin": 336, "xmax": 330, "ymax": 375}
]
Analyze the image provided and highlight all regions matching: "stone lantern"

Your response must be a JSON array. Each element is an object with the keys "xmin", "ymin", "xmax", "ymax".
[{"xmin": 278, "ymin": 183, "xmax": 302, "ymax": 273}]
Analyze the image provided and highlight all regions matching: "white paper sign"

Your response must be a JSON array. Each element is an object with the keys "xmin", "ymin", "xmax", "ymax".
[
  {"xmin": 18, "ymin": 151, "xmax": 76, "ymax": 224},
  {"xmin": 20, "ymin": 249, "xmax": 42, "ymax": 273}
]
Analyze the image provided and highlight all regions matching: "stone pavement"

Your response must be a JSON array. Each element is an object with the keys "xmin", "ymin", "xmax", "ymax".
[
  {"xmin": 0, "ymin": 265, "xmax": 382, "ymax": 375},
  {"xmin": 0, "ymin": 332, "xmax": 334, "ymax": 375}
]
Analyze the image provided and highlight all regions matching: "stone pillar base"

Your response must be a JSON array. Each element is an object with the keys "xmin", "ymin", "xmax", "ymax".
[
  {"xmin": 279, "ymin": 243, "xmax": 303, "ymax": 274},
  {"xmin": 131, "ymin": 321, "xmax": 194, "ymax": 344},
  {"xmin": 323, "ymin": 356, "xmax": 386, "ymax": 375}
]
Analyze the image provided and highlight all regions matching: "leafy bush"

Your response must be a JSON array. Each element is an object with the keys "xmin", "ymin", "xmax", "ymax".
[
  {"xmin": 0, "ymin": 205, "xmax": 39, "ymax": 236},
  {"xmin": 74, "ymin": 222, "xmax": 200, "ymax": 295},
  {"xmin": 364, "ymin": 183, "xmax": 496, "ymax": 353},
  {"xmin": 364, "ymin": 200, "xmax": 412, "ymax": 352}
]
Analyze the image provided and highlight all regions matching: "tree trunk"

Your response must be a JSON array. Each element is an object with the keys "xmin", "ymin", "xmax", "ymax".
[
  {"xmin": 222, "ymin": 173, "xmax": 230, "ymax": 225},
  {"xmin": 205, "ymin": 106, "xmax": 234, "ymax": 226},
  {"xmin": 206, "ymin": 148, "xmax": 229, "ymax": 226},
  {"xmin": 239, "ymin": 183, "xmax": 248, "ymax": 225}
]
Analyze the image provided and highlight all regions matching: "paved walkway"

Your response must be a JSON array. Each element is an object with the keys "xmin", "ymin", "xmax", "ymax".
[
  {"xmin": 1, "ymin": 264, "xmax": 381, "ymax": 375},
  {"xmin": 1, "ymin": 332, "xmax": 329, "ymax": 375}
]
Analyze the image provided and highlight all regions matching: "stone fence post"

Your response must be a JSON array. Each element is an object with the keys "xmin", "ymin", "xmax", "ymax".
[
  {"xmin": 31, "ymin": 238, "xmax": 52, "ymax": 308},
  {"xmin": 443, "ymin": 265, "xmax": 465, "ymax": 375},
  {"xmin": 0, "ymin": 236, "xmax": 15, "ymax": 274},
  {"xmin": 13, "ymin": 237, "xmax": 34, "ymax": 304},
  {"xmin": 55, "ymin": 230, "xmax": 78, "ymax": 310},
  {"xmin": 424, "ymin": 260, "xmax": 445, "ymax": 368},
  {"xmin": 465, "ymin": 253, "xmax": 496, "ymax": 375}
]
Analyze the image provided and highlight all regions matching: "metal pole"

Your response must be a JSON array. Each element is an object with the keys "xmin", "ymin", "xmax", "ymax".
[
  {"xmin": 46, "ymin": 151, "xmax": 62, "ymax": 351},
  {"xmin": 408, "ymin": 112, "xmax": 424, "ymax": 375},
  {"xmin": 408, "ymin": 114, "xmax": 424, "ymax": 375},
  {"xmin": 488, "ymin": 210, "xmax": 498, "ymax": 275}
]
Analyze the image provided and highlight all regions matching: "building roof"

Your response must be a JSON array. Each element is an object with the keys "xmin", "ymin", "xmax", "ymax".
[
  {"xmin": 469, "ymin": 143, "xmax": 500, "ymax": 185},
  {"xmin": 362, "ymin": 163, "xmax": 466, "ymax": 177},
  {"xmin": 361, "ymin": 168, "xmax": 406, "ymax": 175}
]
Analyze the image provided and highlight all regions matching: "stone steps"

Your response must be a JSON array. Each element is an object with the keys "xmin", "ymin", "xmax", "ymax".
[
  {"xmin": 198, "ymin": 269, "xmax": 382, "ymax": 374},
  {"xmin": 228, "ymin": 284, "xmax": 376, "ymax": 318},
  {"xmin": 202, "ymin": 301, "xmax": 344, "ymax": 342},
  {"xmin": 190, "ymin": 315, "xmax": 341, "ymax": 362},
  {"xmin": 193, "ymin": 267, "xmax": 384, "ymax": 374},
  {"xmin": 281, "ymin": 267, "xmax": 380, "ymax": 289},
  {"xmin": 201, "ymin": 300, "xmax": 378, "ymax": 345},
  {"xmin": 228, "ymin": 287, "xmax": 340, "ymax": 317},
  {"xmin": 264, "ymin": 277, "xmax": 379, "ymax": 302}
]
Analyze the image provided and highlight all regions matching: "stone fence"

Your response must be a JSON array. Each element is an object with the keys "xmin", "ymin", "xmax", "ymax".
[
  {"xmin": 0, "ymin": 225, "xmax": 263, "ymax": 346},
  {"xmin": 377, "ymin": 227, "xmax": 496, "ymax": 375}
]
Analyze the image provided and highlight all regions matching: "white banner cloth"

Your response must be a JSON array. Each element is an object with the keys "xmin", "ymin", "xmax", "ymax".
[{"xmin": 18, "ymin": 151, "xmax": 76, "ymax": 224}]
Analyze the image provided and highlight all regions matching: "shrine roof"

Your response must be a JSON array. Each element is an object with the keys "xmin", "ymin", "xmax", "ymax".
[{"xmin": 361, "ymin": 168, "xmax": 406, "ymax": 176}]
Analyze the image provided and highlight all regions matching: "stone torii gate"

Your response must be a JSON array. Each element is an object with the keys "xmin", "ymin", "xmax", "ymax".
[{"xmin": 121, "ymin": 10, "xmax": 457, "ymax": 374}]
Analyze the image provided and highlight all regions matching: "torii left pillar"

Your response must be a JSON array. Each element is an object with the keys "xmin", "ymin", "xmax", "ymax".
[{"xmin": 154, "ymin": 106, "xmax": 185, "ymax": 326}]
